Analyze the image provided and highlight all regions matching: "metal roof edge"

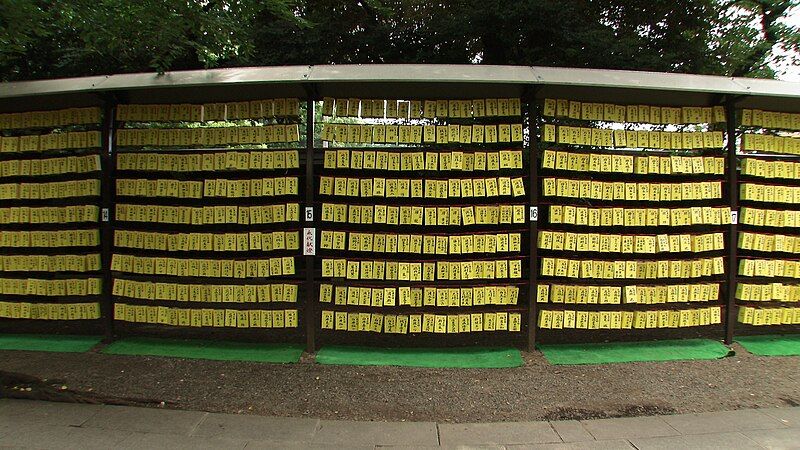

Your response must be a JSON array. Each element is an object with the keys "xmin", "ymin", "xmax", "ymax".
[
  {"xmin": 0, "ymin": 64, "xmax": 798, "ymax": 102},
  {"xmin": 730, "ymin": 76, "xmax": 800, "ymax": 98},
  {"xmin": 0, "ymin": 66, "xmax": 314, "ymax": 99},
  {"xmin": 530, "ymin": 66, "xmax": 744, "ymax": 95},
  {"xmin": 305, "ymin": 64, "xmax": 536, "ymax": 84}
]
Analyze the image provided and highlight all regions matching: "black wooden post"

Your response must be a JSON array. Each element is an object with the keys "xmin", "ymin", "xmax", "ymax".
[
  {"xmin": 99, "ymin": 96, "xmax": 117, "ymax": 340},
  {"xmin": 724, "ymin": 97, "xmax": 739, "ymax": 345},
  {"xmin": 304, "ymin": 93, "xmax": 317, "ymax": 353},
  {"xmin": 525, "ymin": 88, "xmax": 539, "ymax": 351}
]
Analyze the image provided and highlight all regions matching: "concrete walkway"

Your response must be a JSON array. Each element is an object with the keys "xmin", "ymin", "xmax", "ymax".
[{"xmin": 0, "ymin": 398, "xmax": 798, "ymax": 449}]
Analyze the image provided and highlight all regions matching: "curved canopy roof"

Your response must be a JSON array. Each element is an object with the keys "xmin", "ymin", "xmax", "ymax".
[{"xmin": 0, "ymin": 64, "xmax": 797, "ymax": 112}]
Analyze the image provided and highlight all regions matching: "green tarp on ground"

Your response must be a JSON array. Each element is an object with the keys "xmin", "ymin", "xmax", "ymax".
[
  {"xmin": 538, "ymin": 339, "xmax": 731, "ymax": 365},
  {"xmin": 735, "ymin": 334, "xmax": 800, "ymax": 356},
  {"xmin": 315, "ymin": 346, "xmax": 523, "ymax": 368},
  {"xmin": 102, "ymin": 337, "xmax": 304, "ymax": 363},
  {"xmin": 0, "ymin": 334, "xmax": 101, "ymax": 353}
]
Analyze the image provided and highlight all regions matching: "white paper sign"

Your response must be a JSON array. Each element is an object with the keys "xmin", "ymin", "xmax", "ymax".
[{"xmin": 303, "ymin": 227, "xmax": 316, "ymax": 255}]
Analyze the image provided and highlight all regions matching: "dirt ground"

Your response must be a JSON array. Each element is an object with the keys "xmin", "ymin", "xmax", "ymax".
[{"xmin": 0, "ymin": 343, "xmax": 798, "ymax": 423}]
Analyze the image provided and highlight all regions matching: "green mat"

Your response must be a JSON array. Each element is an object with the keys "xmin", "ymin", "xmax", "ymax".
[
  {"xmin": 102, "ymin": 337, "xmax": 303, "ymax": 363},
  {"xmin": 315, "ymin": 346, "xmax": 523, "ymax": 368},
  {"xmin": 538, "ymin": 339, "xmax": 731, "ymax": 365},
  {"xmin": 736, "ymin": 334, "xmax": 800, "ymax": 356},
  {"xmin": 0, "ymin": 334, "xmax": 101, "ymax": 353}
]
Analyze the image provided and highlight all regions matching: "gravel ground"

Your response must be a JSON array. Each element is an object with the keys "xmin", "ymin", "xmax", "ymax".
[{"xmin": 0, "ymin": 343, "xmax": 798, "ymax": 423}]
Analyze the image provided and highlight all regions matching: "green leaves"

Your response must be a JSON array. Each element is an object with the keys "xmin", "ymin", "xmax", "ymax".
[
  {"xmin": 715, "ymin": 0, "xmax": 799, "ymax": 77},
  {"xmin": 0, "ymin": 0, "xmax": 796, "ymax": 81},
  {"xmin": 0, "ymin": 0, "xmax": 304, "ymax": 80}
]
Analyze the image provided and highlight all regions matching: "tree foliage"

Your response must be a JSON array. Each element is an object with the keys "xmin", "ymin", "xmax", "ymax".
[
  {"xmin": 715, "ymin": 0, "xmax": 800, "ymax": 77},
  {"xmin": 0, "ymin": 0, "xmax": 797, "ymax": 82}
]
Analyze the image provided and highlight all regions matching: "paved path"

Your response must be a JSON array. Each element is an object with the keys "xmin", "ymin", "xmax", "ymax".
[{"xmin": 1, "ymin": 398, "xmax": 798, "ymax": 449}]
